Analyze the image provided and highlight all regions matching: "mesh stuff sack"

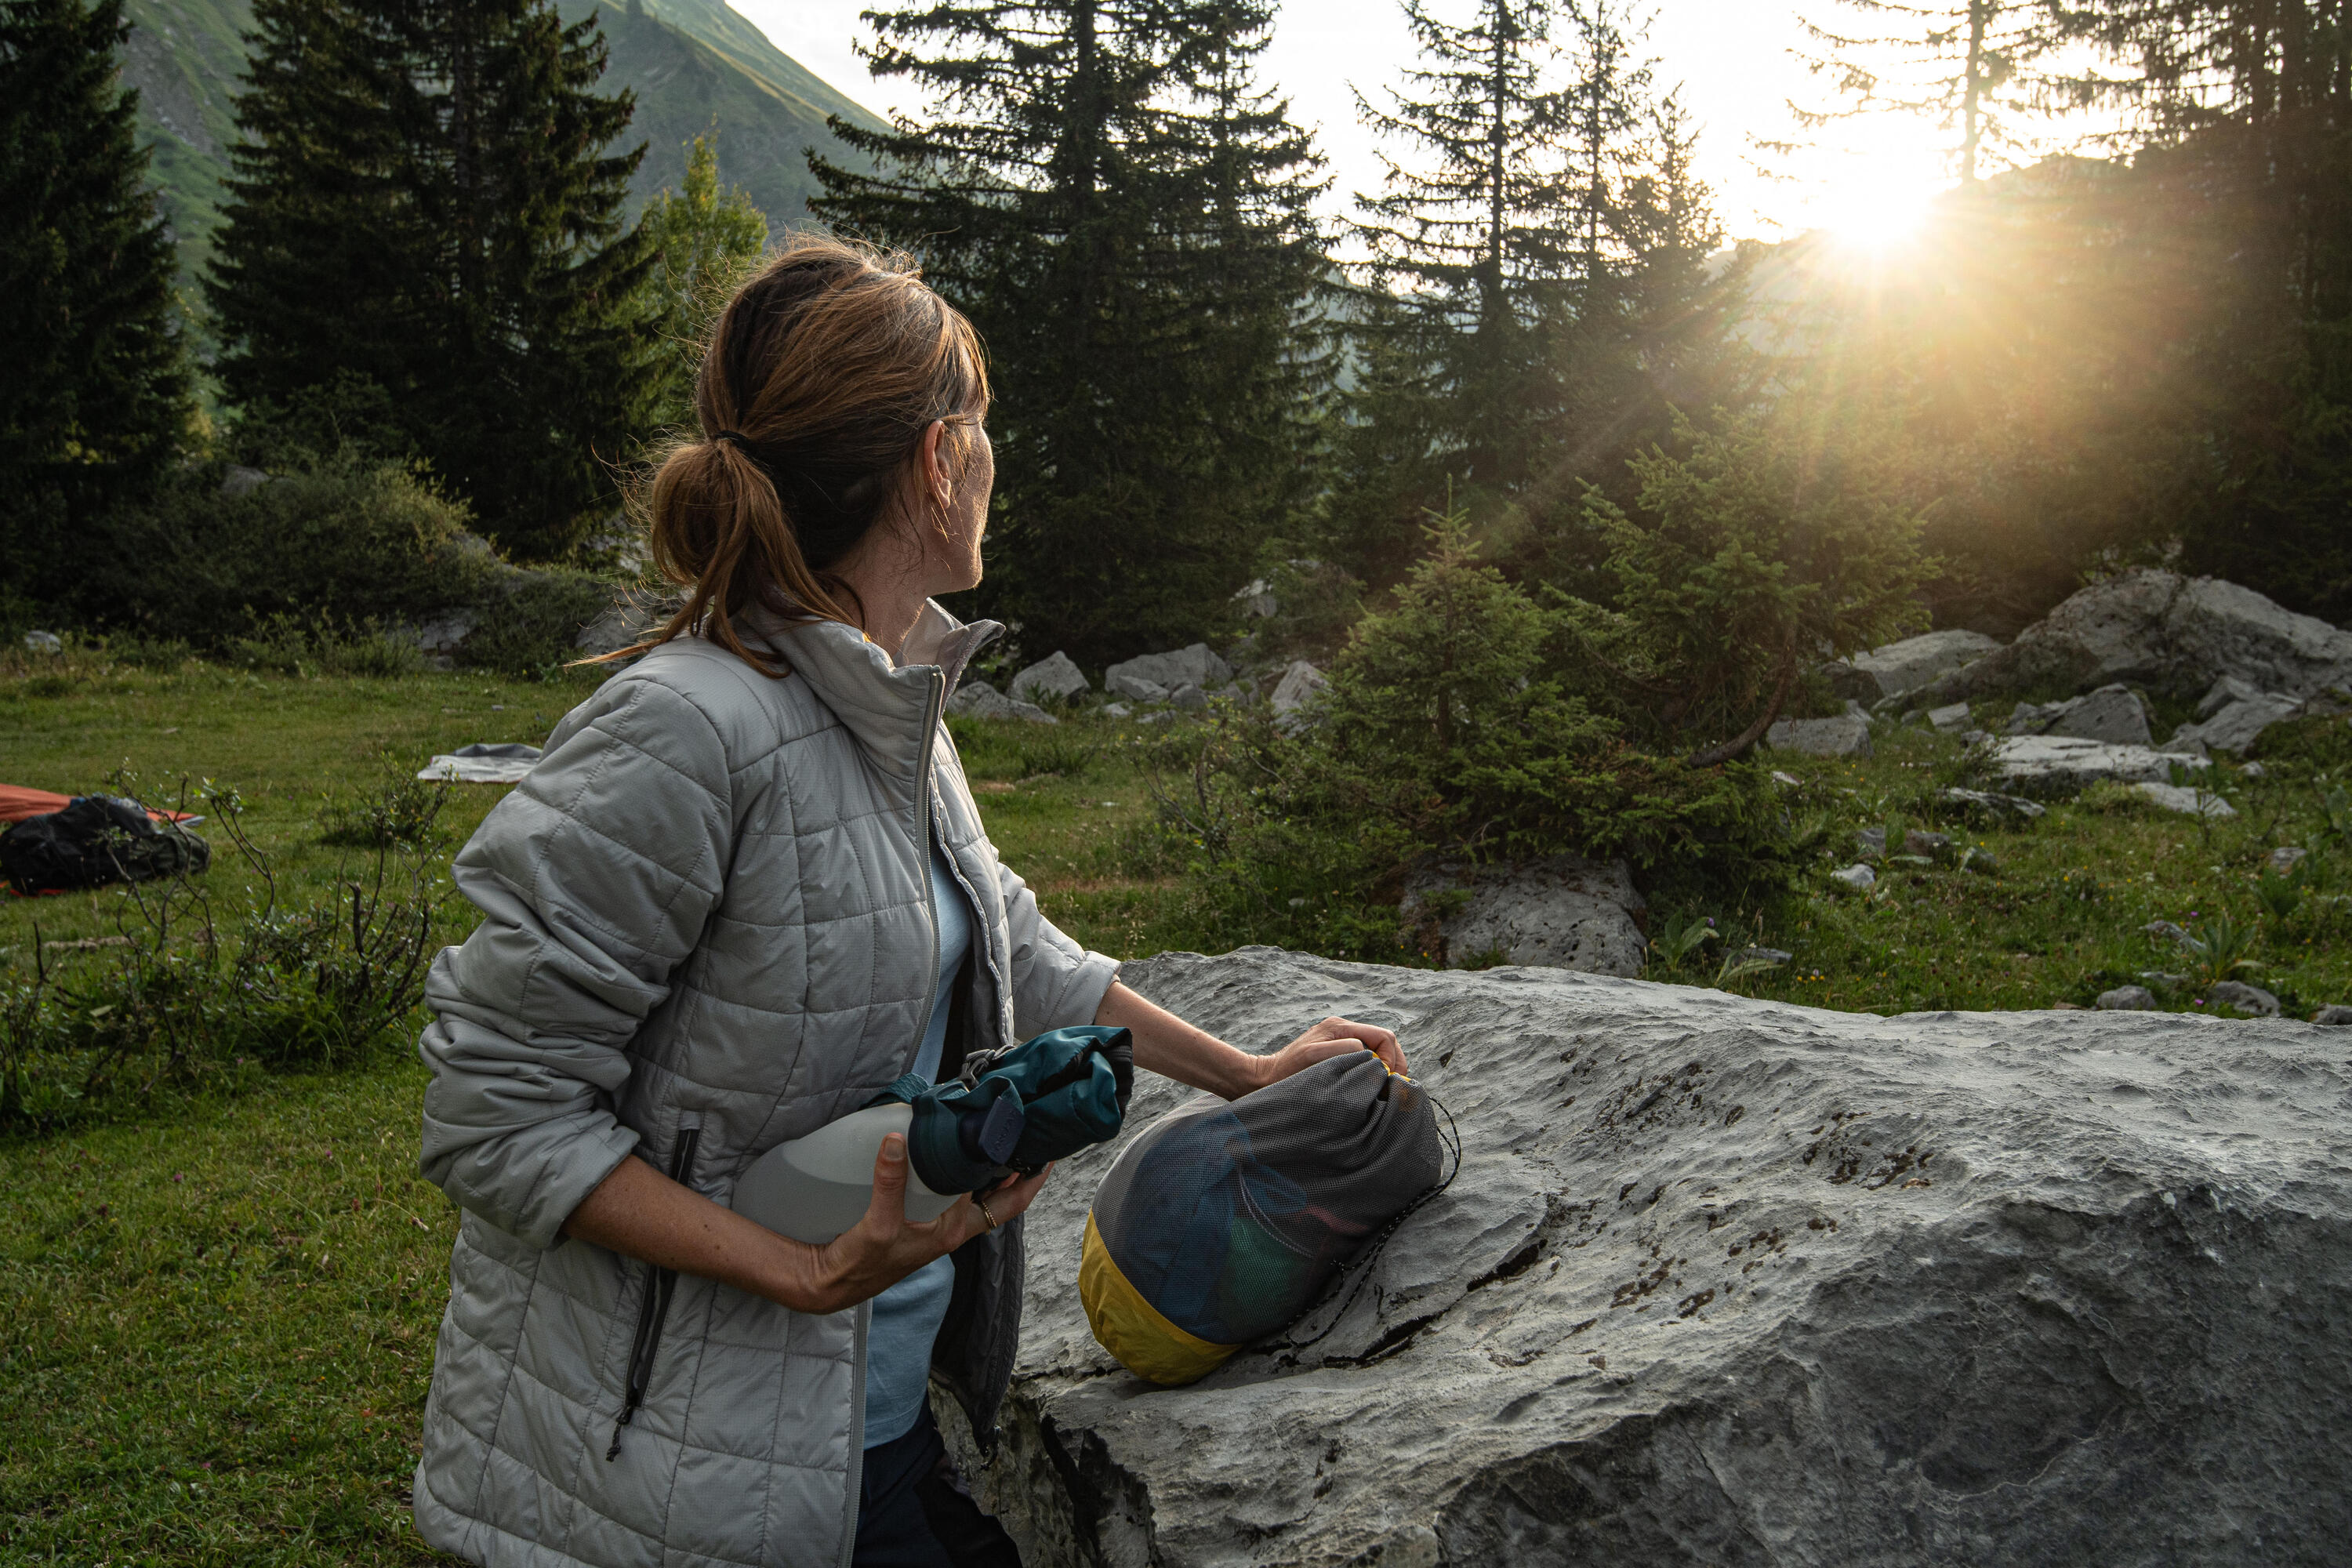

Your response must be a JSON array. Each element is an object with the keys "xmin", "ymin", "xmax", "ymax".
[{"xmin": 1081, "ymin": 1050, "xmax": 1448, "ymax": 1387}]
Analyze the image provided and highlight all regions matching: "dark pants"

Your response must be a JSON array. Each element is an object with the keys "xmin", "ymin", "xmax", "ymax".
[{"xmin": 853, "ymin": 1403, "xmax": 1022, "ymax": 1568}]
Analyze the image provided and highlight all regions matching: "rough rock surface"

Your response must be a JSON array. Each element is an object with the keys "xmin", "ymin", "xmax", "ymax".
[
  {"xmin": 2167, "ymin": 691, "xmax": 2307, "ymax": 756},
  {"xmin": 1927, "ymin": 701, "xmax": 1973, "ymax": 732},
  {"xmin": 1765, "ymin": 713, "xmax": 1872, "ymax": 758},
  {"xmin": 2208, "ymin": 980, "xmax": 2280, "ymax": 1017},
  {"xmin": 1269, "ymin": 660, "xmax": 1330, "ymax": 732},
  {"xmin": 946, "ymin": 681, "xmax": 1058, "ymax": 724},
  {"xmin": 2134, "ymin": 782, "xmax": 2238, "ymax": 818},
  {"xmin": 1011, "ymin": 651, "xmax": 1091, "ymax": 706},
  {"xmin": 1913, "ymin": 568, "xmax": 2352, "ymax": 707},
  {"xmin": 2314, "ymin": 1005, "xmax": 2352, "ymax": 1025},
  {"xmin": 1105, "ymin": 644, "xmax": 1234, "ymax": 702},
  {"xmin": 1991, "ymin": 735, "xmax": 2209, "ymax": 795},
  {"xmin": 1849, "ymin": 629, "xmax": 2003, "ymax": 699},
  {"xmin": 942, "ymin": 948, "xmax": 2352, "ymax": 1567},
  {"xmin": 1398, "ymin": 857, "xmax": 1647, "ymax": 975},
  {"xmin": 2006, "ymin": 684, "xmax": 2154, "ymax": 747}
]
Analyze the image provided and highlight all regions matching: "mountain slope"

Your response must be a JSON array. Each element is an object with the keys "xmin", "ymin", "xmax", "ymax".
[{"xmin": 114, "ymin": 0, "xmax": 884, "ymax": 281}]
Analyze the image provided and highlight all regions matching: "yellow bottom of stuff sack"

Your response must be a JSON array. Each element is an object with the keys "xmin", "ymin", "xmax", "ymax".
[{"xmin": 1079, "ymin": 1212, "xmax": 1237, "ymax": 1387}]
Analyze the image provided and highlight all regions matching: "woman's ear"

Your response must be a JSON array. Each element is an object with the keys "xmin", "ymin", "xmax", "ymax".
[{"xmin": 919, "ymin": 419, "xmax": 953, "ymax": 511}]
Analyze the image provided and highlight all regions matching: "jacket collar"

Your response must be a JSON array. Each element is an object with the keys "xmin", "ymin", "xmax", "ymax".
[{"xmin": 744, "ymin": 600, "xmax": 1000, "ymax": 784}]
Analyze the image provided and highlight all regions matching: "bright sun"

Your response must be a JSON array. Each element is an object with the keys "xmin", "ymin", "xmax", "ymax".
[{"xmin": 1819, "ymin": 180, "xmax": 1934, "ymax": 252}]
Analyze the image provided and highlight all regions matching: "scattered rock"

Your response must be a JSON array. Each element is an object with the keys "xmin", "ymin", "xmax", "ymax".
[
  {"xmin": 2270, "ymin": 847, "xmax": 2309, "ymax": 875},
  {"xmin": 1991, "ymin": 736, "xmax": 2209, "ymax": 796},
  {"xmin": 1854, "ymin": 828, "xmax": 1887, "ymax": 860},
  {"xmin": 1849, "ymin": 629, "xmax": 2004, "ymax": 700},
  {"xmin": 1102, "ymin": 702, "xmax": 1131, "ymax": 718},
  {"xmin": 1229, "ymin": 579, "xmax": 1279, "ymax": 619},
  {"xmin": 2242, "ymin": 761, "xmax": 2268, "ymax": 779},
  {"xmin": 408, "ymin": 610, "xmax": 482, "ymax": 670},
  {"xmin": 1105, "ymin": 644, "xmax": 1233, "ymax": 703},
  {"xmin": 2166, "ymin": 691, "xmax": 2306, "ymax": 755},
  {"xmin": 2208, "ymin": 979, "xmax": 2279, "ymax": 1017},
  {"xmin": 1399, "ymin": 856, "xmax": 1648, "ymax": 976},
  {"xmin": 1818, "ymin": 660, "xmax": 1881, "ymax": 702},
  {"xmin": 1937, "ymin": 786, "xmax": 2047, "ymax": 824},
  {"xmin": 1904, "ymin": 829, "xmax": 1952, "ymax": 858},
  {"xmin": 947, "ymin": 946, "xmax": 2352, "ymax": 1568},
  {"xmin": 1830, "ymin": 863, "xmax": 1878, "ymax": 891},
  {"xmin": 2143, "ymin": 920, "xmax": 2191, "ymax": 946},
  {"xmin": 1269, "ymin": 659, "xmax": 1330, "ymax": 734},
  {"xmin": 22, "ymin": 630, "xmax": 62, "ymax": 655},
  {"xmin": 1766, "ymin": 713, "xmax": 1873, "ymax": 758},
  {"xmin": 946, "ymin": 681, "xmax": 1058, "ymax": 724},
  {"xmin": 2196, "ymin": 673, "xmax": 2265, "ymax": 720},
  {"xmin": 1911, "ymin": 568, "xmax": 2352, "ymax": 707},
  {"xmin": 2133, "ymin": 782, "xmax": 2237, "ymax": 818},
  {"xmin": 1928, "ymin": 701, "xmax": 1973, "ymax": 732},
  {"xmin": 1008, "ymin": 651, "xmax": 1091, "ymax": 706},
  {"xmin": 2007, "ymin": 684, "xmax": 2154, "ymax": 747},
  {"xmin": 1770, "ymin": 770, "xmax": 1802, "ymax": 787},
  {"xmin": 1728, "ymin": 946, "xmax": 1792, "ymax": 968},
  {"xmin": 1168, "ymin": 682, "xmax": 1207, "ymax": 710},
  {"xmin": 2049, "ymin": 1001, "xmax": 2088, "ymax": 1011},
  {"xmin": 570, "ymin": 588, "xmax": 682, "ymax": 658},
  {"xmin": 2098, "ymin": 985, "xmax": 2158, "ymax": 1011},
  {"xmin": 2313, "ymin": 1005, "xmax": 2352, "ymax": 1025},
  {"xmin": 219, "ymin": 464, "xmax": 272, "ymax": 499}
]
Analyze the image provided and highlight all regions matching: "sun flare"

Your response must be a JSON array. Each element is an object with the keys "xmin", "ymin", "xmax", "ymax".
[{"xmin": 1818, "ymin": 180, "xmax": 1933, "ymax": 252}]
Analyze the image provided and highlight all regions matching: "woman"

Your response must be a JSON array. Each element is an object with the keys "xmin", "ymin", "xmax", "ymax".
[{"xmin": 409, "ymin": 234, "xmax": 1405, "ymax": 1568}]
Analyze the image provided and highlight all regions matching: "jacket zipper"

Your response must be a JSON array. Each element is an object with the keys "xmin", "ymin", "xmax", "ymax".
[
  {"xmin": 606, "ymin": 1112, "xmax": 702, "ymax": 1461},
  {"xmin": 901, "ymin": 667, "xmax": 947, "ymax": 1078}
]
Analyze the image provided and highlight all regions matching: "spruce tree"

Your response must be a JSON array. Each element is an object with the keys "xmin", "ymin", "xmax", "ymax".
[
  {"xmin": 811, "ymin": 0, "xmax": 1329, "ymax": 662},
  {"xmin": 209, "ymin": 0, "xmax": 657, "ymax": 557},
  {"xmin": 0, "ymin": 0, "xmax": 191, "ymax": 590},
  {"xmin": 1349, "ymin": 0, "xmax": 1575, "ymax": 504},
  {"xmin": 1785, "ymin": 2, "xmax": 2070, "ymax": 184},
  {"xmin": 641, "ymin": 131, "xmax": 768, "ymax": 431}
]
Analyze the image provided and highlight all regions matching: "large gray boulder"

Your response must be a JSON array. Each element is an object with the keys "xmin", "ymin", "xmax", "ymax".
[
  {"xmin": 1914, "ymin": 568, "xmax": 2352, "ymax": 707},
  {"xmin": 1269, "ymin": 659, "xmax": 1330, "ymax": 734},
  {"xmin": 1765, "ymin": 713, "xmax": 1873, "ymax": 758},
  {"xmin": 1010, "ymin": 651, "xmax": 1091, "ymax": 706},
  {"xmin": 2005, "ymin": 683, "xmax": 2154, "ymax": 746},
  {"xmin": 1105, "ymin": 644, "xmax": 1234, "ymax": 703},
  {"xmin": 1991, "ymin": 735, "xmax": 2209, "ymax": 795},
  {"xmin": 946, "ymin": 681, "xmax": 1058, "ymax": 724},
  {"xmin": 1398, "ymin": 855, "xmax": 1647, "ymax": 975},
  {"xmin": 942, "ymin": 947, "xmax": 2352, "ymax": 1567},
  {"xmin": 1850, "ymin": 628, "xmax": 2004, "ymax": 700}
]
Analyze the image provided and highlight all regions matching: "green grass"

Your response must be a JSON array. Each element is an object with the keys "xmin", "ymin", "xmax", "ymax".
[
  {"xmin": 1664, "ymin": 717, "xmax": 2352, "ymax": 1018},
  {"xmin": 6, "ymin": 653, "xmax": 2347, "ymax": 1561}
]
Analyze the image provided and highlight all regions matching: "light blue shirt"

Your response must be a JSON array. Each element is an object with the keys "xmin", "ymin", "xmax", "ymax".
[{"xmin": 862, "ymin": 842, "xmax": 973, "ymax": 1447}]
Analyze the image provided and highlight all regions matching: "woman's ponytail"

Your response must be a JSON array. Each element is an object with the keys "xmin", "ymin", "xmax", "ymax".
[{"xmin": 595, "ymin": 232, "xmax": 989, "ymax": 673}]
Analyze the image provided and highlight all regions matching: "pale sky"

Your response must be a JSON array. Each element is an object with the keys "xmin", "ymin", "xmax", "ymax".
[{"xmin": 735, "ymin": 0, "xmax": 2099, "ymax": 244}]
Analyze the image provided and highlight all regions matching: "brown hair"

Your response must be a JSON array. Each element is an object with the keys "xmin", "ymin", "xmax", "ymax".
[{"xmin": 601, "ymin": 232, "xmax": 989, "ymax": 673}]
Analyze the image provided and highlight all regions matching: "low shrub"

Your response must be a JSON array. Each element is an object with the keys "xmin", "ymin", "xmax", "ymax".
[
  {"xmin": 0, "ymin": 777, "xmax": 441, "ymax": 1133},
  {"xmin": 463, "ymin": 570, "xmax": 618, "ymax": 678},
  {"xmin": 74, "ymin": 452, "xmax": 498, "ymax": 640}
]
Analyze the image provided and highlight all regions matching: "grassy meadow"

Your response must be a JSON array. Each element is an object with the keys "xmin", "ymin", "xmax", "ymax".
[{"xmin": 3, "ymin": 648, "xmax": 2349, "ymax": 1562}]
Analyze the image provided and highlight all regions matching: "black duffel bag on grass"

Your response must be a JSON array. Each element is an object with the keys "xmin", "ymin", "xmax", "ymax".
[{"xmin": 0, "ymin": 796, "xmax": 210, "ymax": 897}]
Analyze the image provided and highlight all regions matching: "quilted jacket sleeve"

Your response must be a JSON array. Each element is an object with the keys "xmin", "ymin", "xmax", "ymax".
[
  {"xmin": 416, "ymin": 674, "xmax": 735, "ymax": 1248},
  {"xmin": 992, "ymin": 852, "xmax": 1122, "ymax": 1043}
]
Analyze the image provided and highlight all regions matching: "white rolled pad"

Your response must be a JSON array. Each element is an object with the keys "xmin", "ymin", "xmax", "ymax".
[{"xmin": 732, "ymin": 1103, "xmax": 959, "ymax": 1244}]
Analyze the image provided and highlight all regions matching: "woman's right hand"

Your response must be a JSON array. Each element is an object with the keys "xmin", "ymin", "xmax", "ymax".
[{"xmin": 800, "ymin": 1133, "xmax": 1050, "ymax": 1313}]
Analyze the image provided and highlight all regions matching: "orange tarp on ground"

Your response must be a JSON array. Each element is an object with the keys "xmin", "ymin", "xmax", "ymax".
[
  {"xmin": 0, "ymin": 787, "xmax": 194, "ymax": 825},
  {"xmin": 0, "ymin": 786, "xmax": 71, "ymax": 824}
]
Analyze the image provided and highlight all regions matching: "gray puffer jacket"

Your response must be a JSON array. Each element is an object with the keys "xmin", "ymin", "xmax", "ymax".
[{"xmin": 410, "ymin": 602, "xmax": 1119, "ymax": 1568}]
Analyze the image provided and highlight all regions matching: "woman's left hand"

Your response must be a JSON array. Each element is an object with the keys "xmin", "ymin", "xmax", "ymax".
[{"xmin": 1250, "ymin": 1015, "xmax": 1407, "ymax": 1090}]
